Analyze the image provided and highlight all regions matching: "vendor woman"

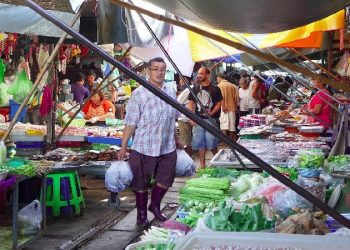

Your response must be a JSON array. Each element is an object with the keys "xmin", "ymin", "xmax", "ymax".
[
  {"xmin": 305, "ymin": 75, "xmax": 332, "ymax": 130},
  {"xmin": 82, "ymin": 90, "xmax": 116, "ymax": 124}
]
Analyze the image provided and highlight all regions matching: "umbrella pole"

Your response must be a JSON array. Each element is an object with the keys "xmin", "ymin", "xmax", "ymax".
[
  {"xmin": 110, "ymin": 0, "xmax": 350, "ymax": 92},
  {"xmin": 24, "ymin": 0, "xmax": 350, "ymax": 229},
  {"xmin": 1, "ymin": 5, "xmax": 83, "ymax": 142},
  {"xmin": 129, "ymin": 0, "xmax": 247, "ymax": 169}
]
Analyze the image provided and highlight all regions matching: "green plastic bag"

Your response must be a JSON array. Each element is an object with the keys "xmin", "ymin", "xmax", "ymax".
[
  {"xmin": 7, "ymin": 70, "xmax": 33, "ymax": 103},
  {"xmin": 0, "ymin": 59, "xmax": 5, "ymax": 84},
  {"xmin": 0, "ymin": 82, "xmax": 10, "ymax": 106}
]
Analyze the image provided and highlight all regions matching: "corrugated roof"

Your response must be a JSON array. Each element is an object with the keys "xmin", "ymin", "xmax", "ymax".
[{"xmin": 0, "ymin": 0, "xmax": 74, "ymax": 12}]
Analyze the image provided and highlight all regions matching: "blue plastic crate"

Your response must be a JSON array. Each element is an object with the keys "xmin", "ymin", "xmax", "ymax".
[
  {"xmin": 15, "ymin": 141, "xmax": 45, "ymax": 149},
  {"xmin": 86, "ymin": 136, "xmax": 133, "ymax": 146},
  {"xmin": 9, "ymin": 100, "xmax": 27, "ymax": 123}
]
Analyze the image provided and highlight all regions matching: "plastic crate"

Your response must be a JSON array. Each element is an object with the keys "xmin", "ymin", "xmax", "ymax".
[
  {"xmin": 174, "ymin": 232, "xmax": 350, "ymax": 250},
  {"xmin": 9, "ymin": 99, "xmax": 27, "ymax": 123},
  {"xmin": 87, "ymin": 136, "xmax": 132, "ymax": 146},
  {"xmin": 15, "ymin": 141, "xmax": 45, "ymax": 149},
  {"xmin": 55, "ymin": 141, "xmax": 86, "ymax": 148}
]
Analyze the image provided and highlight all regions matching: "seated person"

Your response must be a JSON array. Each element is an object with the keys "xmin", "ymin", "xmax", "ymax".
[
  {"xmin": 82, "ymin": 90, "xmax": 115, "ymax": 124},
  {"xmin": 84, "ymin": 70, "xmax": 97, "ymax": 92}
]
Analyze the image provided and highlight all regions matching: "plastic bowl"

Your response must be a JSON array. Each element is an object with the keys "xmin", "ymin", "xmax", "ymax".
[
  {"xmin": 0, "ymin": 169, "xmax": 9, "ymax": 181},
  {"xmin": 298, "ymin": 168, "xmax": 321, "ymax": 178},
  {"xmin": 105, "ymin": 118, "xmax": 123, "ymax": 127}
]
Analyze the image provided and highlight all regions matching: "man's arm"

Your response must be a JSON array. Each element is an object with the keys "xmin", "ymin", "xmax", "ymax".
[
  {"xmin": 210, "ymin": 101, "xmax": 221, "ymax": 116},
  {"xmin": 117, "ymin": 125, "xmax": 136, "ymax": 160}
]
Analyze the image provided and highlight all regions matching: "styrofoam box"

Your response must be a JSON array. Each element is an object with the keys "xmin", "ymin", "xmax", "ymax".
[
  {"xmin": 125, "ymin": 240, "xmax": 168, "ymax": 250},
  {"xmin": 174, "ymin": 232, "xmax": 350, "ymax": 250}
]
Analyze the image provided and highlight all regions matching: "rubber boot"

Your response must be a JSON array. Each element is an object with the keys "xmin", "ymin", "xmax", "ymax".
[
  {"xmin": 135, "ymin": 191, "xmax": 149, "ymax": 226},
  {"xmin": 148, "ymin": 185, "xmax": 167, "ymax": 221}
]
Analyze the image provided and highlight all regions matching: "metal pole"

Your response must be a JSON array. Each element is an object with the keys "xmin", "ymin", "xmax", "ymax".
[
  {"xmin": 129, "ymin": 0, "xmax": 247, "ymax": 169},
  {"xmin": 1, "ymin": 5, "xmax": 83, "ymax": 142},
  {"xmin": 24, "ymin": 0, "xmax": 350, "ymax": 229}
]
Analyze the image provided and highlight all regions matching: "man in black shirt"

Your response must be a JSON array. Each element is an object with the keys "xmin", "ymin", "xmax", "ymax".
[{"xmin": 188, "ymin": 67, "xmax": 223, "ymax": 169}]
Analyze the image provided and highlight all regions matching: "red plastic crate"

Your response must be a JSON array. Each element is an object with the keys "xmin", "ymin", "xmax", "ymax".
[{"xmin": 0, "ymin": 106, "xmax": 10, "ymax": 122}]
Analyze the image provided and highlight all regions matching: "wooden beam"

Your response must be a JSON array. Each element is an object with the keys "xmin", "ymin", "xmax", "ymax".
[{"xmin": 111, "ymin": 0, "xmax": 350, "ymax": 92}]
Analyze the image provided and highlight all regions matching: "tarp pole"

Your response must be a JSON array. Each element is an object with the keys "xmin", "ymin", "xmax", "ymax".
[
  {"xmin": 1, "ymin": 5, "xmax": 83, "ymax": 142},
  {"xmin": 290, "ymin": 48, "xmax": 338, "ymax": 79},
  {"xmin": 110, "ymin": 0, "xmax": 350, "ymax": 93},
  {"xmin": 24, "ymin": 0, "xmax": 350, "ymax": 229},
  {"xmin": 129, "ymin": 0, "xmax": 247, "ymax": 169}
]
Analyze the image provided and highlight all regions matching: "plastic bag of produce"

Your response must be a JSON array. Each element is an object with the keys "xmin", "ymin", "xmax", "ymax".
[
  {"xmin": 326, "ymin": 155, "xmax": 350, "ymax": 172},
  {"xmin": 18, "ymin": 200, "xmax": 42, "ymax": 236},
  {"xmin": 272, "ymin": 188, "xmax": 312, "ymax": 217},
  {"xmin": 0, "ymin": 82, "xmax": 11, "ymax": 106},
  {"xmin": 175, "ymin": 149, "xmax": 195, "ymax": 177},
  {"xmin": 105, "ymin": 161, "xmax": 133, "ymax": 193},
  {"xmin": 7, "ymin": 69, "xmax": 33, "ymax": 103},
  {"xmin": 335, "ymin": 51, "xmax": 350, "ymax": 76},
  {"xmin": 296, "ymin": 149, "xmax": 325, "ymax": 169}
]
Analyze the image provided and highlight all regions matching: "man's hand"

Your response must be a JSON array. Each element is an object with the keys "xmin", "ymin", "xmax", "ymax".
[
  {"xmin": 117, "ymin": 148, "xmax": 127, "ymax": 161},
  {"xmin": 190, "ymin": 120, "xmax": 196, "ymax": 126},
  {"xmin": 176, "ymin": 140, "xmax": 184, "ymax": 150},
  {"xmin": 222, "ymin": 105, "xmax": 228, "ymax": 113}
]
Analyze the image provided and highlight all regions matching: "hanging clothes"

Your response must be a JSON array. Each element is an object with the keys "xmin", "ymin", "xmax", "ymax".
[{"xmin": 39, "ymin": 85, "xmax": 53, "ymax": 116}]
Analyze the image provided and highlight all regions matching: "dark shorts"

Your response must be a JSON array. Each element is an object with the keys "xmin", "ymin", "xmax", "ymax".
[{"xmin": 129, "ymin": 150, "xmax": 177, "ymax": 191}]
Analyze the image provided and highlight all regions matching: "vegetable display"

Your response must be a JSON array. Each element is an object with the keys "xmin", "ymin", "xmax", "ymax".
[
  {"xmin": 197, "ymin": 168, "xmax": 253, "ymax": 180},
  {"xmin": 205, "ymin": 199, "xmax": 275, "ymax": 232},
  {"xmin": 326, "ymin": 155, "xmax": 350, "ymax": 172},
  {"xmin": 177, "ymin": 201, "xmax": 217, "ymax": 227},
  {"xmin": 297, "ymin": 150, "xmax": 324, "ymax": 169},
  {"xmin": 228, "ymin": 173, "xmax": 265, "ymax": 200},
  {"xmin": 179, "ymin": 177, "xmax": 230, "ymax": 204},
  {"xmin": 136, "ymin": 242, "xmax": 175, "ymax": 250}
]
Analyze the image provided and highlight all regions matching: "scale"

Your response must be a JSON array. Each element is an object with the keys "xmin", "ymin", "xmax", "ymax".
[{"xmin": 329, "ymin": 171, "xmax": 350, "ymax": 213}]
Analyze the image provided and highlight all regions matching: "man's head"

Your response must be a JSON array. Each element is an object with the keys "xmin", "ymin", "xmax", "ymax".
[
  {"xmin": 147, "ymin": 57, "xmax": 166, "ymax": 86},
  {"xmin": 197, "ymin": 67, "xmax": 210, "ymax": 85},
  {"xmin": 217, "ymin": 72, "xmax": 227, "ymax": 84},
  {"xmin": 74, "ymin": 72, "xmax": 85, "ymax": 85},
  {"xmin": 86, "ymin": 70, "xmax": 96, "ymax": 85}
]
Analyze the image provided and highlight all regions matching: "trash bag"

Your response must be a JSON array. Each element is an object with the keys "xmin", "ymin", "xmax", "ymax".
[
  {"xmin": 7, "ymin": 70, "xmax": 33, "ymax": 103},
  {"xmin": 105, "ymin": 161, "xmax": 133, "ymax": 193},
  {"xmin": 175, "ymin": 149, "xmax": 196, "ymax": 177},
  {"xmin": 0, "ymin": 59, "xmax": 5, "ymax": 84},
  {"xmin": 18, "ymin": 200, "xmax": 42, "ymax": 236}
]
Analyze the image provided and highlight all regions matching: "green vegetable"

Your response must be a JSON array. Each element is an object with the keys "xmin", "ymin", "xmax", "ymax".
[
  {"xmin": 179, "ymin": 186, "xmax": 226, "ymax": 204},
  {"xmin": 297, "ymin": 150, "xmax": 324, "ymax": 169},
  {"xmin": 186, "ymin": 177, "xmax": 230, "ymax": 190},
  {"xmin": 1, "ymin": 160, "xmax": 37, "ymax": 177},
  {"xmin": 197, "ymin": 168, "xmax": 253, "ymax": 180},
  {"xmin": 205, "ymin": 201, "xmax": 275, "ymax": 232},
  {"xmin": 136, "ymin": 242, "xmax": 175, "ymax": 250},
  {"xmin": 272, "ymin": 167, "xmax": 298, "ymax": 181}
]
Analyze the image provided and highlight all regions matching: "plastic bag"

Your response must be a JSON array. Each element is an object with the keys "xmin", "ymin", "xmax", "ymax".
[
  {"xmin": 335, "ymin": 51, "xmax": 350, "ymax": 76},
  {"xmin": 296, "ymin": 149, "xmax": 325, "ymax": 169},
  {"xmin": 18, "ymin": 200, "xmax": 42, "ymax": 236},
  {"xmin": 255, "ymin": 177, "xmax": 287, "ymax": 203},
  {"xmin": 0, "ymin": 82, "xmax": 11, "ymax": 106},
  {"xmin": 7, "ymin": 70, "xmax": 33, "ymax": 103},
  {"xmin": 175, "ymin": 149, "xmax": 196, "ymax": 177},
  {"xmin": 105, "ymin": 161, "xmax": 133, "ymax": 193}
]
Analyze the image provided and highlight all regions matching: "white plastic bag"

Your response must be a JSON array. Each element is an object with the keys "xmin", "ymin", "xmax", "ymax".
[
  {"xmin": 175, "ymin": 149, "xmax": 196, "ymax": 177},
  {"xmin": 18, "ymin": 200, "xmax": 42, "ymax": 236},
  {"xmin": 105, "ymin": 161, "xmax": 133, "ymax": 193},
  {"xmin": 335, "ymin": 51, "xmax": 350, "ymax": 76}
]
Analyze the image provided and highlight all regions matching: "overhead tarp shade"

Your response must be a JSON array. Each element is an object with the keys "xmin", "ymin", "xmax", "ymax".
[
  {"xmin": 188, "ymin": 10, "xmax": 344, "ymax": 62},
  {"xmin": 146, "ymin": 0, "xmax": 348, "ymax": 34},
  {"xmin": 0, "ymin": 3, "xmax": 81, "ymax": 37},
  {"xmin": 0, "ymin": 0, "xmax": 82, "ymax": 12}
]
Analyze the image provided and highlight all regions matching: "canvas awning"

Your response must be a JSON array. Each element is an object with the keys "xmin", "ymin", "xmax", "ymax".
[{"xmin": 146, "ymin": 0, "xmax": 349, "ymax": 34}]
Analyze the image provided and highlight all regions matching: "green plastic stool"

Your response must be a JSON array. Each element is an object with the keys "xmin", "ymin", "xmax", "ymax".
[{"xmin": 45, "ymin": 171, "xmax": 85, "ymax": 217}]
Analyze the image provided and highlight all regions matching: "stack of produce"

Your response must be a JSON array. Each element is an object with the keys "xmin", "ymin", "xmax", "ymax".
[
  {"xmin": 197, "ymin": 167, "xmax": 253, "ymax": 180},
  {"xmin": 275, "ymin": 209, "xmax": 329, "ymax": 235},
  {"xmin": 326, "ymin": 155, "xmax": 350, "ymax": 172},
  {"xmin": 228, "ymin": 173, "xmax": 265, "ymax": 200},
  {"xmin": 177, "ymin": 201, "xmax": 217, "ymax": 228},
  {"xmin": 179, "ymin": 177, "xmax": 230, "ymax": 204}
]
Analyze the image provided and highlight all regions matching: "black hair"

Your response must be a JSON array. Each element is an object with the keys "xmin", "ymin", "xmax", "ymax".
[
  {"xmin": 86, "ymin": 69, "xmax": 96, "ymax": 77},
  {"xmin": 284, "ymin": 75, "xmax": 293, "ymax": 85},
  {"xmin": 200, "ymin": 66, "xmax": 210, "ymax": 75},
  {"xmin": 147, "ymin": 57, "xmax": 166, "ymax": 68},
  {"xmin": 217, "ymin": 72, "xmax": 227, "ymax": 80},
  {"xmin": 74, "ymin": 72, "xmax": 85, "ymax": 82},
  {"xmin": 275, "ymin": 76, "xmax": 283, "ymax": 84}
]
